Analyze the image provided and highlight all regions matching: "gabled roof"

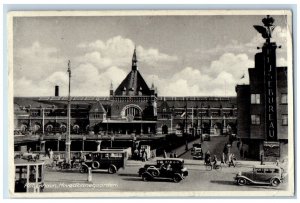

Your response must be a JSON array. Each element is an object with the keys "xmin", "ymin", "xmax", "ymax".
[
  {"xmin": 90, "ymin": 101, "xmax": 106, "ymax": 113},
  {"xmin": 114, "ymin": 70, "xmax": 151, "ymax": 96},
  {"xmin": 114, "ymin": 48, "xmax": 151, "ymax": 96}
]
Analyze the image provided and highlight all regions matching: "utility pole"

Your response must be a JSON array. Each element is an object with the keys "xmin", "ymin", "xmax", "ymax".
[
  {"xmin": 185, "ymin": 98, "xmax": 188, "ymax": 151},
  {"xmin": 200, "ymin": 103, "xmax": 203, "ymax": 143},
  {"xmin": 65, "ymin": 60, "xmax": 71, "ymax": 164}
]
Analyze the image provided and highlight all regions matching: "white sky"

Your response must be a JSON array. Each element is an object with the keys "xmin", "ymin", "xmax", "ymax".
[{"xmin": 13, "ymin": 14, "xmax": 288, "ymax": 97}]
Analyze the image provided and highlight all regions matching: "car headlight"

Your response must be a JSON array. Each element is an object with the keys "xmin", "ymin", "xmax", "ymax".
[{"xmin": 237, "ymin": 172, "xmax": 241, "ymax": 176}]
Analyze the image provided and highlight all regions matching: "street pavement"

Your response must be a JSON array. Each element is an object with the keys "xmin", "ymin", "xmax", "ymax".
[
  {"xmin": 40, "ymin": 136, "xmax": 289, "ymax": 193},
  {"xmin": 42, "ymin": 158, "xmax": 288, "ymax": 193}
]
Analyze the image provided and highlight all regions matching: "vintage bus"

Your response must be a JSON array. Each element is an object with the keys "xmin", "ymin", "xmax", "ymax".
[{"xmin": 80, "ymin": 150, "xmax": 127, "ymax": 174}]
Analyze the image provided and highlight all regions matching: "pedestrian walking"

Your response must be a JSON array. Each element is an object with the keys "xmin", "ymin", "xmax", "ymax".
[
  {"xmin": 173, "ymin": 152, "xmax": 177, "ymax": 158},
  {"xmin": 49, "ymin": 149, "xmax": 53, "ymax": 159},
  {"xmin": 228, "ymin": 153, "xmax": 236, "ymax": 167},
  {"xmin": 221, "ymin": 152, "xmax": 225, "ymax": 164},
  {"xmin": 47, "ymin": 148, "xmax": 51, "ymax": 158},
  {"xmin": 205, "ymin": 150, "xmax": 211, "ymax": 165}
]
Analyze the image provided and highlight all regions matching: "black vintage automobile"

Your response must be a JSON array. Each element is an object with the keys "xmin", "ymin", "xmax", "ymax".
[
  {"xmin": 80, "ymin": 150, "xmax": 127, "ymax": 174},
  {"xmin": 138, "ymin": 158, "xmax": 188, "ymax": 183},
  {"xmin": 235, "ymin": 165, "xmax": 286, "ymax": 187}
]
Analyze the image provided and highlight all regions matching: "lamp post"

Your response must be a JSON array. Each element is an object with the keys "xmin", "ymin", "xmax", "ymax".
[
  {"xmin": 110, "ymin": 136, "xmax": 115, "ymax": 148},
  {"xmin": 200, "ymin": 103, "xmax": 203, "ymax": 143},
  {"xmin": 57, "ymin": 135, "xmax": 61, "ymax": 151},
  {"xmin": 184, "ymin": 98, "xmax": 188, "ymax": 151},
  {"xmin": 195, "ymin": 105, "xmax": 198, "ymax": 138},
  {"xmin": 65, "ymin": 60, "xmax": 72, "ymax": 164},
  {"xmin": 82, "ymin": 135, "xmax": 86, "ymax": 151}
]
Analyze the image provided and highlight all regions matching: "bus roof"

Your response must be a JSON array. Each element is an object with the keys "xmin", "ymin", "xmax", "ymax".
[
  {"xmin": 91, "ymin": 150, "xmax": 126, "ymax": 154},
  {"xmin": 253, "ymin": 165, "xmax": 281, "ymax": 169},
  {"xmin": 156, "ymin": 158, "xmax": 184, "ymax": 162}
]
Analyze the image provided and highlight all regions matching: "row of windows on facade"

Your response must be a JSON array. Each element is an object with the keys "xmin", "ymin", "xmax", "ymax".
[
  {"xmin": 159, "ymin": 112, "xmax": 235, "ymax": 119},
  {"xmin": 113, "ymin": 97, "xmax": 152, "ymax": 102},
  {"xmin": 251, "ymin": 93, "xmax": 288, "ymax": 104},
  {"xmin": 251, "ymin": 114, "xmax": 288, "ymax": 125}
]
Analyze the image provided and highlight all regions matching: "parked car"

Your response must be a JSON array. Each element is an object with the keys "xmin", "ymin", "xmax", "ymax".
[
  {"xmin": 235, "ymin": 165, "xmax": 286, "ymax": 187},
  {"xmin": 203, "ymin": 134, "xmax": 210, "ymax": 141},
  {"xmin": 138, "ymin": 158, "xmax": 188, "ymax": 183},
  {"xmin": 191, "ymin": 143, "xmax": 202, "ymax": 155}
]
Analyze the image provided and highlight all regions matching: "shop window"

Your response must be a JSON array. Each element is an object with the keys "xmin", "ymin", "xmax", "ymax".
[
  {"xmin": 251, "ymin": 114, "xmax": 260, "ymax": 125},
  {"xmin": 251, "ymin": 94, "xmax": 260, "ymax": 104}
]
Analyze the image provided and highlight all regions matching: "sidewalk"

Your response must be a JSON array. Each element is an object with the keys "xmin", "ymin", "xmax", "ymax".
[
  {"xmin": 126, "ymin": 157, "xmax": 279, "ymax": 168},
  {"xmin": 168, "ymin": 138, "xmax": 199, "ymax": 157}
]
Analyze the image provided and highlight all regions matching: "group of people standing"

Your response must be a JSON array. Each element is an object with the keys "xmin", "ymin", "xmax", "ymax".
[{"xmin": 133, "ymin": 148, "xmax": 148, "ymax": 162}]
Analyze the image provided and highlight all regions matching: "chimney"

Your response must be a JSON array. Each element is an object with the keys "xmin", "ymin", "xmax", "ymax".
[{"xmin": 55, "ymin": 85, "xmax": 59, "ymax": 97}]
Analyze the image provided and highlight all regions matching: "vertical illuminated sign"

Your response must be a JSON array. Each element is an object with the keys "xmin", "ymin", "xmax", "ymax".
[
  {"xmin": 254, "ymin": 15, "xmax": 278, "ymax": 141},
  {"xmin": 263, "ymin": 43, "xmax": 278, "ymax": 141}
]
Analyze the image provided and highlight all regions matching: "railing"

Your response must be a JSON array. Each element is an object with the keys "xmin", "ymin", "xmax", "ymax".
[{"xmin": 157, "ymin": 96, "xmax": 236, "ymax": 101}]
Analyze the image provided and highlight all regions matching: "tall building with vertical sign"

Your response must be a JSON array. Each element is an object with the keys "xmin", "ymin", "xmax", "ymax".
[{"xmin": 236, "ymin": 16, "xmax": 288, "ymax": 160}]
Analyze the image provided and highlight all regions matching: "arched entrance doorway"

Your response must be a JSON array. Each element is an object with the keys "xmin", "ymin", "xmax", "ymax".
[
  {"xmin": 162, "ymin": 125, "xmax": 168, "ymax": 134},
  {"xmin": 213, "ymin": 122, "xmax": 222, "ymax": 135}
]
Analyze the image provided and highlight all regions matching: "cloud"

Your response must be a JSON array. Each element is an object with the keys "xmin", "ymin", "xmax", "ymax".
[
  {"xmin": 14, "ymin": 41, "xmax": 64, "ymax": 81},
  {"xmin": 201, "ymin": 26, "xmax": 288, "ymax": 64},
  {"xmin": 14, "ymin": 36, "xmax": 178, "ymax": 96},
  {"xmin": 14, "ymin": 65, "xmax": 127, "ymax": 96},
  {"xmin": 77, "ymin": 36, "xmax": 178, "ymax": 69},
  {"xmin": 146, "ymin": 53, "xmax": 253, "ymax": 96}
]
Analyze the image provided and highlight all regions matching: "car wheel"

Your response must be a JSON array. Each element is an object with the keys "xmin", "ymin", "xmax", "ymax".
[
  {"xmin": 173, "ymin": 174, "xmax": 182, "ymax": 183},
  {"xmin": 237, "ymin": 178, "xmax": 247, "ymax": 186},
  {"xmin": 151, "ymin": 170, "xmax": 159, "ymax": 177},
  {"xmin": 271, "ymin": 178, "xmax": 280, "ymax": 187},
  {"xmin": 108, "ymin": 165, "xmax": 117, "ymax": 174},
  {"xmin": 205, "ymin": 164, "xmax": 212, "ymax": 171},
  {"xmin": 215, "ymin": 165, "xmax": 222, "ymax": 171}
]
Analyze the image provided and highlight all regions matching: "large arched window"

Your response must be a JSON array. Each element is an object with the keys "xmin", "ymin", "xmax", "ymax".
[
  {"xmin": 60, "ymin": 124, "xmax": 67, "ymax": 133},
  {"xmin": 73, "ymin": 124, "xmax": 80, "ymax": 134},
  {"xmin": 33, "ymin": 123, "xmax": 41, "ymax": 132},
  {"xmin": 121, "ymin": 104, "xmax": 142, "ymax": 119},
  {"xmin": 46, "ymin": 124, "xmax": 53, "ymax": 132},
  {"xmin": 125, "ymin": 107, "xmax": 141, "ymax": 117},
  {"xmin": 20, "ymin": 124, "xmax": 28, "ymax": 133}
]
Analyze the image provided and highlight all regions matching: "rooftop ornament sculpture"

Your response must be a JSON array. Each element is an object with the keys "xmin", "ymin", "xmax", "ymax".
[{"xmin": 253, "ymin": 15, "xmax": 276, "ymax": 42}]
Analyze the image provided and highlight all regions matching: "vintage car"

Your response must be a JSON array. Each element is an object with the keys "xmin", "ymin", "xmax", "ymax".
[
  {"xmin": 80, "ymin": 150, "xmax": 127, "ymax": 174},
  {"xmin": 138, "ymin": 158, "xmax": 188, "ymax": 183},
  {"xmin": 192, "ymin": 148, "xmax": 203, "ymax": 160},
  {"xmin": 203, "ymin": 134, "xmax": 211, "ymax": 141},
  {"xmin": 191, "ymin": 143, "xmax": 202, "ymax": 155},
  {"xmin": 235, "ymin": 165, "xmax": 286, "ymax": 187}
]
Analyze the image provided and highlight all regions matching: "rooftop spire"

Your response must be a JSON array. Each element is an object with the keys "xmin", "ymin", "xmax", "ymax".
[{"xmin": 132, "ymin": 46, "xmax": 138, "ymax": 71}]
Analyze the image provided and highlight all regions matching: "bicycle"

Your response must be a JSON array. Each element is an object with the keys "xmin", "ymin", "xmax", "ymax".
[{"xmin": 205, "ymin": 162, "xmax": 222, "ymax": 171}]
